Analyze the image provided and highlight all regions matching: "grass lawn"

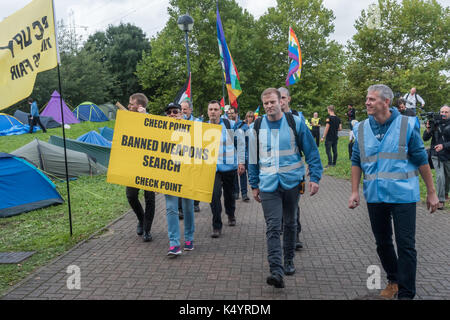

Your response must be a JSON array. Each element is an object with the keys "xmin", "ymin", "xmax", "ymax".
[{"xmin": 0, "ymin": 120, "xmax": 131, "ymax": 296}]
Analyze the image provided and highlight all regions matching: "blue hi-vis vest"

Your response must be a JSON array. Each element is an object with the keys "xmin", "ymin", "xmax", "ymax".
[
  {"xmin": 216, "ymin": 119, "xmax": 237, "ymax": 172},
  {"xmin": 356, "ymin": 115, "xmax": 420, "ymax": 203},
  {"xmin": 257, "ymin": 115, "xmax": 304, "ymax": 192}
]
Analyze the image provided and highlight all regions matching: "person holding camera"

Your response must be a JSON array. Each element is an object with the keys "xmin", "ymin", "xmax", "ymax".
[
  {"xmin": 403, "ymin": 87, "xmax": 425, "ymax": 116},
  {"xmin": 423, "ymin": 105, "xmax": 450, "ymax": 210}
]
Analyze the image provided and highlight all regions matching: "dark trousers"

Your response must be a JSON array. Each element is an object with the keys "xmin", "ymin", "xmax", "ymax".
[
  {"xmin": 233, "ymin": 165, "xmax": 248, "ymax": 197},
  {"xmin": 28, "ymin": 116, "xmax": 47, "ymax": 133},
  {"xmin": 210, "ymin": 170, "xmax": 236, "ymax": 230},
  {"xmin": 348, "ymin": 141, "xmax": 354, "ymax": 160},
  {"xmin": 260, "ymin": 184, "xmax": 300, "ymax": 276},
  {"xmin": 312, "ymin": 127, "xmax": 320, "ymax": 146},
  {"xmin": 325, "ymin": 139, "xmax": 338, "ymax": 165},
  {"xmin": 367, "ymin": 202, "xmax": 417, "ymax": 299},
  {"xmin": 126, "ymin": 187, "xmax": 156, "ymax": 233}
]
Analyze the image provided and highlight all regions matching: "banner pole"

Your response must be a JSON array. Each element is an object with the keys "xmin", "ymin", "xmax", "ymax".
[
  {"xmin": 57, "ymin": 64, "xmax": 73, "ymax": 237},
  {"xmin": 53, "ymin": 0, "xmax": 72, "ymax": 236}
]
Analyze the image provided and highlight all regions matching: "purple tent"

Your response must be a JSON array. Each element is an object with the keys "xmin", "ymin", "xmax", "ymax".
[{"xmin": 41, "ymin": 91, "xmax": 80, "ymax": 124}]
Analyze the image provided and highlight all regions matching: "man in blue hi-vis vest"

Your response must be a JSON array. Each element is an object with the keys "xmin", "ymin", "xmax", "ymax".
[
  {"xmin": 207, "ymin": 100, "xmax": 245, "ymax": 239},
  {"xmin": 248, "ymin": 88, "xmax": 323, "ymax": 289},
  {"xmin": 349, "ymin": 84, "xmax": 439, "ymax": 300}
]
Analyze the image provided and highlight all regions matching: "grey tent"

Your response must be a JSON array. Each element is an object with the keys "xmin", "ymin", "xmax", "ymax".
[
  {"xmin": 48, "ymin": 135, "xmax": 111, "ymax": 167},
  {"xmin": 14, "ymin": 110, "xmax": 61, "ymax": 129},
  {"xmin": 98, "ymin": 103, "xmax": 117, "ymax": 120},
  {"xmin": 11, "ymin": 139, "xmax": 107, "ymax": 179}
]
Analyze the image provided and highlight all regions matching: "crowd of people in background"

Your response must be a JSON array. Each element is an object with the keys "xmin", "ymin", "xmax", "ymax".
[{"xmin": 121, "ymin": 83, "xmax": 445, "ymax": 300}]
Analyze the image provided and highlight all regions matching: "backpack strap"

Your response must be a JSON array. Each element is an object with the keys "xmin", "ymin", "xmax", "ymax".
[
  {"xmin": 222, "ymin": 118, "xmax": 231, "ymax": 130},
  {"xmin": 254, "ymin": 117, "xmax": 263, "ymax": 165},
  {"xmin": 284, "ymin": 112, "xmax": 302, "ymax": 153}
]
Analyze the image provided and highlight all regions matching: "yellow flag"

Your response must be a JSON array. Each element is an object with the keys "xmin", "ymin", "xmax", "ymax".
[
  {"xmin": 0, "ymin": 0, "xmax": 58, "ymax": 110},
  {"xmin": 107, "ymin": 110, "xmax": 222, "ymax": 203}
]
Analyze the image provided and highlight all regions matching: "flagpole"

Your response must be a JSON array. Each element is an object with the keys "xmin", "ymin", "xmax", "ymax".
[{"xmin": 53, "ymin": 0, "xmax": 73, "ymax": 236}]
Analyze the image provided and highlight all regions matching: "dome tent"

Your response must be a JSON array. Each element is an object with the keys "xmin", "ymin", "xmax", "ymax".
[
  {"xmin": 0, "ymin": 153, "xmax": 63, "ymax": 218},
  {"xmin": 73, "ymin": 102, "xmax": 109, "ymax": 122},
  {"xmin": 11, "ymin": 139, "xmax": 107, "ymax": 179}
]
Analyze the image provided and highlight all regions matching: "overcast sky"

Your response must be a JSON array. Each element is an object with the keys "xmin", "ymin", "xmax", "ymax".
[{"xmin": 1, "ymin": 0, "xmax": 448, "ymax": 46}]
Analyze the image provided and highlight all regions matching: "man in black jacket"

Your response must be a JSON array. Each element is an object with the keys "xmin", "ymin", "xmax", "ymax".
[{"xmin": 423, "ymin": 105, "xmax": 450, "ymax": 210}]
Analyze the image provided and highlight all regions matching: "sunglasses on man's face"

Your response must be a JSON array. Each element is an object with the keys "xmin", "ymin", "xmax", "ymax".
[{"xmin": 166, "ymin": 109, "xmax": 180, "ymax": 115}]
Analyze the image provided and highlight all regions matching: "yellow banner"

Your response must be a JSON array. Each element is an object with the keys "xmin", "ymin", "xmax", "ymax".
[
  {"xmin": 107, "ymin": 110, "xmax": 222, "ymax": 203},
  {"xmin": 0, "ymin": 0, "xmax": 58, "ymax": 110}
]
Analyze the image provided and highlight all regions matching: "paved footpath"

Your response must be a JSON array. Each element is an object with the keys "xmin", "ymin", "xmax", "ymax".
[{"xmin": 2, "ymin": 175, "xmax": 449, "ymax": 300}]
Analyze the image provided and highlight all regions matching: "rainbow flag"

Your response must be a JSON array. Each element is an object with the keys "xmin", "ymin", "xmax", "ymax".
[
  {"xmin": 286, "ymin": 27, "xmax": 302, "ymax": 87},
  {"xmin": 254, "ymin": 106, "xmax": 260, "ymax": 119},
  {"xmin": 216, "ymin": 4, "xmax": 242, "ymax": 106}
]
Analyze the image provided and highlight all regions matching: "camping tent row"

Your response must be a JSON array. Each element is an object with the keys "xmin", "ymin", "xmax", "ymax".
[
  {"xmin": 0, "ymin": 91, "xmax": 116, "ymax": 136},
  {"xmin": 0, "ymin": 128, "xmax": 114, "ymax": 217},
  {"xmin": 41, "ymin": 91, "xmax": 112, "ymax": 123}
]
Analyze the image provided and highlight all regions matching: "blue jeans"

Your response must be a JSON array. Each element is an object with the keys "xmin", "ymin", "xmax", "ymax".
[
  {"xmin": 260, "ymin": 184, "xmax": 300, "ymax": 276},
  {"xmin": 165, "ymin": 195, "xmax": 194, "ymax": 247},
  {"xmin": 367, "ymin": 202, "xmax": 417, "ymax": 299}
]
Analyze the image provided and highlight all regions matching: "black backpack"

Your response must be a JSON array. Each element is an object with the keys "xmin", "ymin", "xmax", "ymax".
[{"xmin": 253, "ymin": 112, "xmax": 303, "ymax": 163}]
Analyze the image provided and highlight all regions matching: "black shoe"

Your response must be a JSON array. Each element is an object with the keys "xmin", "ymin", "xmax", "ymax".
[
  {"xmin": 228, "ymin": 218, "xmax": 236, "ymax": 226},
  {"xmin": 136, "ymin": 221, "xmax": 143, "ymax": 236},
  {"xmin": 211, "ymin": 229, "xmax": 221, "ymax": 238},
  {"xmin": 284, "ymin": 260, "xmax": 296, "ymax": 276},
  {"xmin": 295, "ymin": 233, "xmax": 303, "ymax": 251},
  {"xmin": 179, "ymin": 209, "xmax": 184, "ymax": 220},
  {"xmin": 242, "ymin": 194, "xmax": 250, "ymax": 202},
  {"xmin": 194, "ymin": 205, "xmax": 200, "ymax": 212},
  {"xmin": 266, "ymin": 273, "xmax": 285, "ymax": 288},
  {"xmin": 143, "ymin": 231, "xmax": 152, "ymax": 242}
]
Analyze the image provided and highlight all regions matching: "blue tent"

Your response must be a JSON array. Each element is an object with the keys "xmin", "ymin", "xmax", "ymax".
[
  {"xmin": 98, "ymin": 127, "xmax": 114, "ymax": 141},
  {"xmin": 0, "ymin": 153, "xmax": 64, "ymax": 218},
  {"xmin": 77, "ymin": 130, "xmax": 112, "ymax": 147},
  {"xmin": 73, "ymin": 102, "xmax": 109, "ymax": 122},
  {"xmin": 0, "ymin": 113, "xmax": 43, "ymax": 136},
  {"xmin": 0, "ymin": 113, "xmax": 28, "ymax": 136}
]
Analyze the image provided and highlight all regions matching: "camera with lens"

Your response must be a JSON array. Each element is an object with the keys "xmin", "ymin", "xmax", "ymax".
[{"xmin": 424, "ymin": 112, "xmax": 447, "ymax": 132}]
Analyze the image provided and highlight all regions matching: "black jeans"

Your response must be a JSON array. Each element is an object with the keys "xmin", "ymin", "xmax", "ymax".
[
  {"xmin": 325, "ymin": 139, "xmax": 338, "ymax": 165},
  {"xmin": 367, "ymin": 202, "xmax": 417, "ymax": 299},
  {"xmin": 28, "ymin": 116, "xmax": 47, "ymax": 133},
  {"xmin": 210, "ymin": 170, "xmax": 236, "ymax": 230},
  {"xmin": 126, "ymin": 187, "xmax": 155, "ymax": 233},
  {"xmin": 311, "ymin": 127, "xmax": 320, "ymax": 146}
]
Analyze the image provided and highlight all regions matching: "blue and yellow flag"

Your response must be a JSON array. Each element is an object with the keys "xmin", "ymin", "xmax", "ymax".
[{"xmin": 0, "ymin": 0, "xmax": 58, "ymax": 110}]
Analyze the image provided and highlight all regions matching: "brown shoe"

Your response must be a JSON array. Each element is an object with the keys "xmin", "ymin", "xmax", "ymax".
[{"xmin": 380, "ymin": 282, "xmax": 398, "ymax": 299}]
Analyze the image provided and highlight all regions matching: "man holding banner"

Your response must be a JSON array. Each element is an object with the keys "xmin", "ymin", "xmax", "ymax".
[{"xmin": 125, "ymin": 93, "xmax": 156, "ymax": 243}]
